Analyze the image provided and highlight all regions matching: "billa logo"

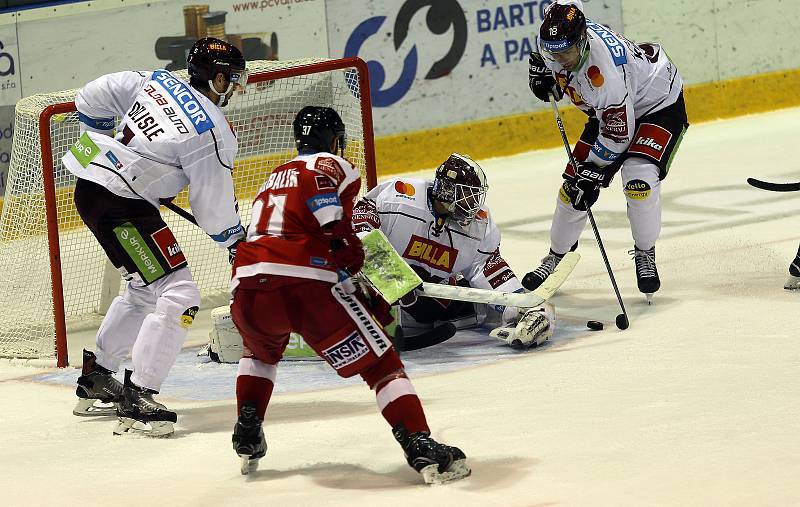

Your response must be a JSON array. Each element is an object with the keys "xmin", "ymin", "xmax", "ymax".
[
  {"xmin": 402, "ymin": 234, "xmax": 457, "ymax": 270},
  {"xmin": 394, "ymin": 180, "xmax": 416, "ymax": 196}
]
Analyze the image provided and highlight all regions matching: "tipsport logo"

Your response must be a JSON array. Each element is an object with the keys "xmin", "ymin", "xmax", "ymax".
[{"xmin": 344, "ymin": 0, "xmax": 467, "ymax": 107}]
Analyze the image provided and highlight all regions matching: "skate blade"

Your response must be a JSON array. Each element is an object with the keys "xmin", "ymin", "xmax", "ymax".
[
  {"xmin": 239, "ymin": 454, "xmax": 261, "ymax": 475},
  {"xmin": 784, "ymin": 276, "xmax": 800, "ymax": 290},
  {"xmin": 113, "ymin": 417, "xmax": 174, "ymax": 438},
  {"xmin": 73, "ymin": 398, "xmax": 118, "ymax": 417},
  {"xmin": 420, "ymin": 458, "xmax": 471, "ymax": 485},
  {"xmin": 645, "ymin": 293, "xmax": 654, "ymax": 304}
]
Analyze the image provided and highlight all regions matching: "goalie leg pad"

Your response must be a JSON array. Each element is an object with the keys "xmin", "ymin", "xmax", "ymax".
[{"xmin": 209, "ymin": 305, "xmax": 245, "ymax": 363}]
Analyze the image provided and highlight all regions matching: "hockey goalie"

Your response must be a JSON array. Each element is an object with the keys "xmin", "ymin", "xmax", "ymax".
[{"xmin": 351, "ymin": 153, "xmax": 555, "ymax": 351}]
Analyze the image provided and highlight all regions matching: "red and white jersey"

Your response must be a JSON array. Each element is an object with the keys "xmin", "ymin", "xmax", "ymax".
[
  {"xmin": 61, "ymin": 70, "xmax": 243, "ymax": 248},
  {"xmin": 230, "ymin": 152, "xmax": 362, "ymax": 292},
  {"xmin": 352, "ymin": 178, "xmax": 523, "ymax": 293},
  {"xmin": 539, "ymin": 0, "xmax": 683, "ymax": 168}
]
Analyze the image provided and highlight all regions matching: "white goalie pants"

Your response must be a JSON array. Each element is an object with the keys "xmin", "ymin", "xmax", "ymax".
[
  {"xmin": 94, "ymin": 267, "xmax": 201, "ymax": 391},
  {"xmin": 550, "ymin": 158, "xmax": 662, "ymax": 254}
]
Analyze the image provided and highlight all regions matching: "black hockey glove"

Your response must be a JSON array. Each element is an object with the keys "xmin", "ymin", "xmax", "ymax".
[
  {"xmin": 228, "ymin": 239, "xmax": 243, "ymax": 265},
  {"xmin": 567, "ymin": 163, "xmax": 613, "ymax": 211},
  {"xmin": 529, "ymin": 51, "xmax": 563, "ymax": 103}
]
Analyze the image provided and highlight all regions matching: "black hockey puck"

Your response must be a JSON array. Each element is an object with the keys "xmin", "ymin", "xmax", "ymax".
[{"xmin": 586, "ymin": 320, "xmax": 603, "ymax": 331}]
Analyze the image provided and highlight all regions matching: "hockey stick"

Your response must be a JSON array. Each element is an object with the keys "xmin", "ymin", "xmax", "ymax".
[
  {"xmin": 746, "ymin": 177, "xmax": 800, "ymax": 192},
  {"xmin": 360, "ymin": 229, "xmax": 580, "ymax": 307},
  {"xmin": 418, "ymin": 252, "xmax": 579, "ymax": 307},
  {"xmin": 162, "ymin": 201, "xmax": 199, "ymax": 224},
  {"xmin": 548, "ymin": 93, "xmax": 630, "ymax": 330}
]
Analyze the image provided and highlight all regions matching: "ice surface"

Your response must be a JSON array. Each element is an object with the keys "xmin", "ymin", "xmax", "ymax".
[{"xmin": 2, "ymin": 108, "xmax": 800, "ymax": 506}]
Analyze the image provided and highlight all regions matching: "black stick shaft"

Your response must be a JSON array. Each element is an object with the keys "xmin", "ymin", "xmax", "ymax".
[{"xmin": 548, "ymin": 96, "xmax": 629, "ymax": 322}]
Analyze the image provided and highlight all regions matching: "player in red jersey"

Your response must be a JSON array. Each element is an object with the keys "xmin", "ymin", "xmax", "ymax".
[{"xmin": 227, "ymin": 106, "xmax": 470, "ymax": 483}]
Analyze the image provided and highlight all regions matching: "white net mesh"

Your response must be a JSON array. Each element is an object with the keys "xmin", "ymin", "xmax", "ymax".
[{"xmin": 0, "ymin": 58, "xmax": 374, "ymax": 364}]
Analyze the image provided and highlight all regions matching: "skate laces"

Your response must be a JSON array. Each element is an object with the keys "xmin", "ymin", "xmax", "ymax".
[
  {"xmin": 630, "ymin": 247, "xmax": 656, "ymax": 278},
  {"xmin": 533, "ymin": 253, "xmax": 561, "ymax": 279}
]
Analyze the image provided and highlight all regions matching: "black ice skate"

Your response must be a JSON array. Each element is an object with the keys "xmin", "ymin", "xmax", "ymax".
[
  {"xmin": 522, "ymin": 251, "xmax": 564, "ymax": 290},
  {"xmin": 784, "ymin": 246, "xmax": 800, "ymax": 290},
  {"xmin": 113, "ymin": 369, "xmax": 177, "ymax": 438},
  {"xmin": 630, "ymin": 245, "xmax": 660, "ymax": 303},
  {"xmin": 73, "ymin": 349, "xmax": 124, "ymax": 417},
  {"xmin": 232, "ymin": 401, "xmax": 267, "ymax": 475},
  {"xmin": 392, "ymin": 425, "xmax": 470, "ymax": 484}
]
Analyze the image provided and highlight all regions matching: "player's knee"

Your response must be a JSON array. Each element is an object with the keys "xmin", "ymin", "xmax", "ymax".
[
  {"xmin": 155, "ymin": 279, "xmax": 201, "ymax": 330},
  {"xmin": 622, "ymin": 160, "xmax": 660, "ymax": 209},
  {"xmin": 360, "ymin": 349, "xmax": 405, "ymax": 390}
]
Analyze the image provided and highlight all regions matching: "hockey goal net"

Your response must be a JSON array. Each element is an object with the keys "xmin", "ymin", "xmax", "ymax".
[{"xmin": 0, "ymin": 57, "xmax": 375, "ymax": 367}]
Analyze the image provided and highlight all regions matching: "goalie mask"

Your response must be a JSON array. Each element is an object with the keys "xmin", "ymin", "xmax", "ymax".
[
  {"xmin": 293, "ymin": 106, "xmax": 347, "ymax": 156},
  {"xmin": 187, "ymin": 37, "xmax": 248, "ymax": 106},
  {"xmin": 431, "ymin": 153, "xmax": 488, "ymax": 226}
]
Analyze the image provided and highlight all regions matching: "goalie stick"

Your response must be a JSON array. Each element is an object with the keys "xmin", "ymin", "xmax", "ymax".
[
  {"xmin": 359, "ymin": 229, "xmax": 580, "ymax": 308},
  {"xmin": 746, "ymin": 177, "xmax": 800, "ymax": 192}
]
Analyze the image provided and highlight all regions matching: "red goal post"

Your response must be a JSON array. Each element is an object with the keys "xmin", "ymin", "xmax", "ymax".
[{"xmin": 0, "ymin": 57, "xmax": 375, "ymax": 367}]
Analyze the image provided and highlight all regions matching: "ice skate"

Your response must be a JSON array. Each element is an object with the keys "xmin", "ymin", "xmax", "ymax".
[
  {"xmin": 73, "ymin": 349, "xmax": 124, "ymax": 417},
  {"xmin": 521, "ymin": 251, "xmax": 564, "ymax": 291},
  {"xmin": 393, "ymin": 425, "xmax": 470, "ymax": 484},
  {"xmin": 784, "ymin": 251, "xmax": 800, "ymax": 290},
  {"xmin": 630, "ymin": 245, "xmax": 660, "ymax": 303},
  {"xmin": 232, "ymin": 401, "xmax": 267, "ymax": 475},
  {"xmin": 113, "ymin": 370, "xmax": 177, "ymax": 438}
]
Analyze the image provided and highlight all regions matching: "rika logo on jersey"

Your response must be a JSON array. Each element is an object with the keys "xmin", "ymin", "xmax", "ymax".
[
  {"xmin": 151, "ymin": 70, "xmax": 214, "ymax": 134},
  {"xmin": 402, "ymin": 234, "xmax": 458, "ymax": 270},
  {"xmin": 629, "ymin": 123, "xmax": 672, "ymax": 161},
  {"xmin": 151, "ymin": 226, "xmax": 186, "ymax": 269}
]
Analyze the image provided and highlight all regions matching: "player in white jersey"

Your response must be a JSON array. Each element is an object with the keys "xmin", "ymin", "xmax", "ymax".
[
  {"xmin": 64, "ymin": 38, "xmax": 247, "ymax": 436},
  {"xmin": 524, "ymin": 0, "xmax": 689, "ymax": 301},
  {"xmin": 352, "ymin": 153, "xmax": 554, "ymax": 350}
]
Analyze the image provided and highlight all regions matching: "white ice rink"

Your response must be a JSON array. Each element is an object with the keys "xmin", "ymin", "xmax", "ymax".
[{"xmin": 2, "ymin": 107, "xmax": 800, "ymax": 506}]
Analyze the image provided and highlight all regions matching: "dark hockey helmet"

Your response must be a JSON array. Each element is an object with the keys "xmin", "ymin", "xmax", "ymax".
[
  {"xmin": 187, "ymin": 37, "xmax": 248, "ymax": 92},
  {"xmin": 431, "ymin": 153, "xmax": 488, "ymax": 226},
  {"xmin": 539, "ymin": 3, "xmax": 588, "ymax": 70},
  {"xmin": 293, "ymin": 106, "xmax": 347, "ymax": 155}
]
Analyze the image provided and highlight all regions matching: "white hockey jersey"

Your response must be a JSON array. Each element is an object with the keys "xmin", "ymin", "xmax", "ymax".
[
  {"xmin": 352, "ymin": 178, "xmax": 523, "ymax": 293},
  {"xmin": 61, "ymin": 70, "xmax": 244, "ymax": 248},
  {"xmin": 539, "ymin": 0, "xmax": 683, "ymax": 168}
]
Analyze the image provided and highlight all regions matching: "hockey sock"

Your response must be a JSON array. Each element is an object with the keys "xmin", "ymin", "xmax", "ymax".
[
  {"xmin": 375, "ymin": 377, "xmax": 429, "ymax": 434},
  {"xmin": 236, "ymin": 357, "xmax": 278, "ymax": 419},
  {"xmin": 236, "ymin": 375, "xmax": 274, "ymax": 419}
]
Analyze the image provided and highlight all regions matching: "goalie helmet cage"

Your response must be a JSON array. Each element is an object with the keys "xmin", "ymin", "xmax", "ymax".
[{"xmin": 0, "ymin": 57, "xmax": 376, "ymax": 367}]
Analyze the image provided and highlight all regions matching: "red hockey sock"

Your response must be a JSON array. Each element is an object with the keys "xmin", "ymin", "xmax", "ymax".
[
  {"xmin": 376, "ymin": 378, "xmax": 429, "ymax": 433},
  {"xmin": 236, "ymin": 374, "xmax": 274, "ymax": 419}
]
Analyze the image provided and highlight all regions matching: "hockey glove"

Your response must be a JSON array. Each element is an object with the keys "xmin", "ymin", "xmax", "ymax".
[
  {"xmin": 529, "ymin": 51, "xmax": 563, "ymax": 103},
  {"xmin": 227, "ymin": 239, "xmax": 243, "ymax": 265},
  {"xmin": 326, "ymin": 219, "xmax": 365, "ymax": 275},
  {"xmin": 567, "ymin": 162, "xmax": 613, "ymax": 211}
]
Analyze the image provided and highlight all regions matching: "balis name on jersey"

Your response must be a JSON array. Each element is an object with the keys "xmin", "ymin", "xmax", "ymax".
[
  {"xmin": 264, "ymin": 168, "xmax": 299, "ymax": 191},
  {"xmin": 403, "ymin": 234, "xmax": 458, "ymax": 271},
  {"xmin": 152, "ymin": 70, "xmax": 214, "ymax": 134}
]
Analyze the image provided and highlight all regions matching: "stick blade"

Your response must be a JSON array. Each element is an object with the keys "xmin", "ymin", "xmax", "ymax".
[{"xmin": 747, "ymin": 177, "xmax": 800, "ymax": 192}]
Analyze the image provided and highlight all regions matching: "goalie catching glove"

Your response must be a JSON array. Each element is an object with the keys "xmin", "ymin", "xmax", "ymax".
[{"xmin": 490, "ymin": 302, "xmax": 555, "ymax": 349}]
